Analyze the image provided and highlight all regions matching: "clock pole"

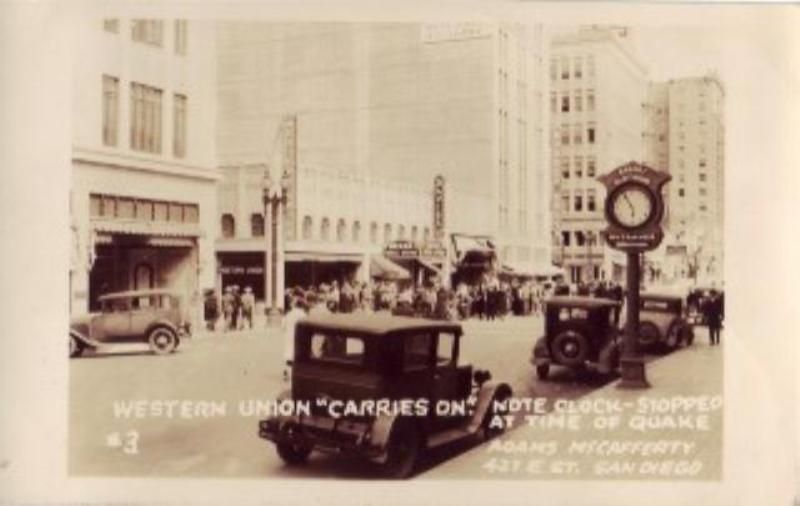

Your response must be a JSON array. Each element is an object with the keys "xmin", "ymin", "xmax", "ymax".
[{"xmin": 618, "ymin": 250, "xmax": 650, "ymax": 389}]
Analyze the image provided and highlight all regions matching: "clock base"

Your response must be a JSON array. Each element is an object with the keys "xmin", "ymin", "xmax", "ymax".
[{"xmin": 617, "ymin": 356, "xmax": 651, "ymax": 389}]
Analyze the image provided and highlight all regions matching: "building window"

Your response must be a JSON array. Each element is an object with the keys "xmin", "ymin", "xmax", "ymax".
[
  {"xmin": 131, "ymin": 20, "xmax": 164, "ymax": 46},
  {"xmin": 130, "ymin": 82, "xmax": 163, "ymax": 153},
  {"xmin": 678, "ymin": 188, "xmax": 685, "ymax": 197},
  {"xmin": 574, "ymin": 156, "xmax": 583, "ymax": 178},
  {"xmin": 173, "ymin": 94, "xmax": 187, "ymax": 158},
  {"xmin": 587, "ymin": 190, "xmax": 596, "ymax": 211},
  {"xmin": 587, "ymin": 90, "xmax": 595, "ymax": 111},
  {"xmin": 574, "ymin": 195, "xmax": 583, "ymax": 212},
  {"xmin": 251, "ymin": 213, "xmax": 264, "ymax": 237},
  {"xmin": 320, "ymin": 218, "xmax": 330, "ymax": 241},
  {"xmin": 174, "ymin": 20, "xmax": 188, "ymax": 54},
  {"xmin": 102, "ymin": 75, "xmax": 119, "ymax": 147},
  {"xmin": 423, "ymin": 227, "xmax": 430, "ymax": 242},
  {"xmin": 411, "ymin": 226, "xmax": 418, "ymax": 241},
  {"xmin": 561, "ymin": 96, "xmax": 570, "ymax": 112},
  {"xmin": 699, "ymin": 204, "xmax": 707, "ymax": 212},
  {"xmin": 383, "ymin": 223, "xmax": 392, "ymax": 244},
  {"xmin": 587, "ymin": 126, "xmax": 596, "ymax": 144},
  {"xmin": 561, "ymin": 192, "xmax": 570, "ymax": 213},
  {"xmin": 302, "ymin": 216, "xmax": 313, "ymax": 240},
  {"xmin": 560, "ymin": 57, "xmax": 569, "ymax": 80},
  {"xmin": 699, "ymin": 159, "xmax": 707, "ymax": 168},
  {"xmin": 221, "ymin": 214, "xmax": 235, "ymax": 238},
  {"xmin": 103, "ymin": 19, "xmax": 119, "ymax": 33},
  {"xmin": 574, "ymin": 90, "xmax": 583, "ymax": 112},
  {"xmin": 370, "ymin": 222, "xmax": 378, "ymax": 244},
  {"xmin": 560, "ymin": 157, "xmax": 570, "ymax": 179},
  {"xmin": 561, "ymin": 231, "xmax": 571, "ymax": 247},
  {"xmin": 574, "ymin": 57, "xmax": 583, "ymax": 79},
  {"xmin": 560, "ymin": 126, "xmax": 570, "ymax": 146},
  {"xmin": 550, "ymin": 93, "xmax": 557, "ymax": 114},
  {"xmin": 549, "ymin": 59, "xmax": 558, "ymax": 81},
  {"xmin": 575, "ymin": 231, "xmax": 585, "ymax": 247},
  {"xmin": 573, "ymin": 124, "xmax": 583, "ymax": 145},
  {"xmin": 587, "ymin": 157, "xmax": 596, "ymax": 177},
  {"xmin": 699, "ymin": 173, "xmax": 707, "ymax": 182},
  {"xmin": 699, "ymin": 188, "xmax": 707, "ymax": 196},
  {"xmin": 352, "ymin": 221, "xmax": 361, "ymax": 243},
  {"xmin": 337, "ymin": 219, "xmax": 346, "ymax": 242},
  {"xmin": 398, "ymin": 225, "xmax": 406, "ymax": 240}
]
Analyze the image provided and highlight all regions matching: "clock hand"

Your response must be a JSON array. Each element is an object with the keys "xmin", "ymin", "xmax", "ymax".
[{"xmin": 623, "ymin": 193, "xmax": 635, "ymax": 219}]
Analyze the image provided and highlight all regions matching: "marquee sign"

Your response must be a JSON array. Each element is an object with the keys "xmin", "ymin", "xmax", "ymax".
[{"xmin": 597, "ymin": 162, "xmax": 671, "ymax": 252}]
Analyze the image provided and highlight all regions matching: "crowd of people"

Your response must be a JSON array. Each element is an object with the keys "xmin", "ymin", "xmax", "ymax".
[{"xmin": 203, "ymin": 276, "xmax": 630, "ymax": 331}]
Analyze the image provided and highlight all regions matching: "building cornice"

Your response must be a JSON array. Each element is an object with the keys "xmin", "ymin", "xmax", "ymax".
[{"xmin": 72, "ymin": 146, "xmax": 221, "ymax": 182}]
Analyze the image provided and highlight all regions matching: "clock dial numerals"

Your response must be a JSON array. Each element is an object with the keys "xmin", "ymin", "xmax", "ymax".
[{"xmin": 612, "ymin": 187, "xmax": 653, "ymax": 228}]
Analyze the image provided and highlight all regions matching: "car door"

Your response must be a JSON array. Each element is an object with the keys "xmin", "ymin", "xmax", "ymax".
[
  {"xmin": 94, "ymin": 298, "xmax": 131, "ymax": 342},
  {"xmin": 430, "ymin": 331, "xmax": 470, "ymax": 431},
  {"xmin": 129, "ymin": 294, "xmax": 158, "ymax": 341}
]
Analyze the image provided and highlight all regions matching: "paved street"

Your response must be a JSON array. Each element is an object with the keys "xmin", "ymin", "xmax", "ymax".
[{"xmin": 69, "ymin": 315, "xmax": 706, "ymax": 479}]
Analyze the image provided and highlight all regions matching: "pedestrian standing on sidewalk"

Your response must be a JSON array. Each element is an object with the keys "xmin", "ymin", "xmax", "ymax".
[
  {"xmin": 705, "ymin": 290, "xmax": 723, "ymax": 345},
  {"xmin": 221, "ymin": 286, "xmax": 235, "ymax": 332},
  {"xmin": 241, "ymin": 286, "xmax": 255, "ymax": 330},
  {"xmin": 203, "ymin": 289, "xmax": 218, "ymax": 331},
  {"xmin": 231, "ymin": 285, "xmax": 242, "ymax": 331},
  {"xmin": 282, "ymin": 295, "xmax": 308, "ymax": 381}
]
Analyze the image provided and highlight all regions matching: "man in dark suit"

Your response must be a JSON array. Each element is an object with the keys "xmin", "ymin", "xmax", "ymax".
[{"xmin": 705, "ymin": 290, "xmax": 723, "ymax": 345}]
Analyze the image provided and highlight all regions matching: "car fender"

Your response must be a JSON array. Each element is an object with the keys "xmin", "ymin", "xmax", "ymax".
[
  {"xmin": 70, "ymin": 329, "xmax": 100, "ymax": 348},
  {"xmin": 596, "ymin": 341, "xmax": 620, "ymax": 374},
  {"xmin": 531, "ymin": 336, "xmax": 550, "ymax": 365},
  {"xmin": 468, "ymin": 381, "xmax": 513, "ymax": 432},
  {"xmin": 145, "ymin": 320, "xmax": 179, "ymax": 338},
  {"xmin": 368, "ymin": 413, "xmax": 399, "ymax": 451}
]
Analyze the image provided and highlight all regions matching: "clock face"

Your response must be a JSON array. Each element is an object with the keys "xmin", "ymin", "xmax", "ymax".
[{"xmin": 611, "ymin": 185, "xmax": 654, "ymax": 228}]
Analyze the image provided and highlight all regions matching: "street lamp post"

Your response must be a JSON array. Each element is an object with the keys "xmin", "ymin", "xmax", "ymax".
[{"xmin": 263, "ymin": 169, "xmax": 290, "ymax": 327}]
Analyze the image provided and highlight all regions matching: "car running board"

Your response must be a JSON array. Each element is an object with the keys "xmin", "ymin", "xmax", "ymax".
[{"xmin": 426, "ymin": 424, "xmax": 479, "ymax": 449}]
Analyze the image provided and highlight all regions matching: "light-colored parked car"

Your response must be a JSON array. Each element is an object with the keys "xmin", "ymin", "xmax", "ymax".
[
  {"xmin": 637, "ymin": 293, "xmax": 694, "ymax": 352},
  {"xmin": 69, "ymin": 289, "xmax": 190, "ymax": 358}
]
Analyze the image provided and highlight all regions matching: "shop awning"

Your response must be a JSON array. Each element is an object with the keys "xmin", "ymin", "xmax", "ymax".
[
  {"xmin": 416, "ymin": 257, "xmax": 442, "ymax": 276},
  {"xmin": 452, "ymin": 235, "xmax": 495, "ymax": 265},
  {"xmin": 370, "ymin": 254, "xmax": 411, "ymax": 280},
  {"xmin": 91, "ymin": 219, "xmax": 202, "ymax": 238},
  {"xmin": 286, "ymin": 251, "xmax": 363, "ymax": 263}
]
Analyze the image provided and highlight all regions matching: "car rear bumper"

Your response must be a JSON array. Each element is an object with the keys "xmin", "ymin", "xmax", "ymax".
[{"xmin": 259, "ymin": 415, "xmax": 384, "ymax": 459}]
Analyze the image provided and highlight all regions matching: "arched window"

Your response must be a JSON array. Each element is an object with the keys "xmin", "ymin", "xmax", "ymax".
[
  {"xmin": 397, "ymin": 225, "xmax": 406, "ymax": 240},
  {"xmin": 321, "ymin": 217, "xmax": 330, "ymax": 241},
  {"xmin": 251, "ymin": 213, "xmax": 264, "ymax": 237},
  {"xmin": 302, "ymin": 216, "xmax": 313, "ymax": 240},
  {"xmin": 221, "ymin": 213, "xmax": 235, "ymax": 238},
  {"xmin": 336, "ymin": 218, "xmax": 347, "ymax": 242},
  {"xmin": 370, "ymin": 222, "xmax": 378, "ymax": 244},
  {"xmin": 383, "ymin": 223, "xmax": 392, "ymax": 244},
  {"xmin": 423, "ymin": 227, "xmax": 430, "ymax": 242},
  {"xmin": 411, "ymin": 226, "xmax": 418, "ymax": 242},
  {"xmin": 352, "ymin": 221, "xmax": 361, "ymax": 243}
]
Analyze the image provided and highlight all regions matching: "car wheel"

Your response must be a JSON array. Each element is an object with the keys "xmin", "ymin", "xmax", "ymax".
[
  {"xmin": 551, "ymin": 331, "xmax": 589, "ymax": 367},
  {"xmin": 148, "ymin": 328, "xmax": 178, "ymax": 355},
  {"xmin": 382, "ymin": 422, "xmax": 422, "ymax": 479},
  {"xmin": 536, "ymin": 364, "xmax": 550, "ymax": 380},
  {"xmin": 637, "ymin": 321, "xmax": 660, "ymax": 350},
  {"xmin": 69, "ymin": 335, "xmax": 83, "ymax": 358},
  {"xmin": 276, "ymin": 439, "xmax": 313, "ymax": 466}
]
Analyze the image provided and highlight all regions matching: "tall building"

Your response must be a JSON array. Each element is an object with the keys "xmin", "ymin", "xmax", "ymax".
[
  {"xmin": 644, "ymin": 74, "xmax": 725, "ymax": 282},
  {"xmin": 549, "ymin": 26, "xmax": 648, "ymax": 283},
  {"xmin": 69, "ymin": 18, "xmax": 218, "ymax": 321},
  {"xmin": 215, "ymin": 21, "xmax": 551, "ymax": 303}
]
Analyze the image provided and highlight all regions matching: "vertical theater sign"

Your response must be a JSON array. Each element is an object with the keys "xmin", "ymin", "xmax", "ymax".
[{"xmin": 598, "ymin": 162, "xmax": 671, "ymax": 388}]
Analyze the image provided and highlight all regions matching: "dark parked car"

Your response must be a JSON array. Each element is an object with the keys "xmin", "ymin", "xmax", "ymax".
[
  {"xmin": 531, "ymin": 296, "xmax": 621, "ymax": 380},
  {"xmin": 258, "ymin": 313, "xmax": 511, "ymax": 478},
  {"xmin": 636, "ymin": 293, "xmax": 694, "ymax": 351},
  {"xmin": 69, "ymin": 289, "xmax": 190, "ymax": 357}
]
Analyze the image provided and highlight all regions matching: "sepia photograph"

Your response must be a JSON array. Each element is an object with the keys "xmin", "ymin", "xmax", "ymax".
[{"xmin": 1, "ymin": 1, "xmax": 798, "ymax": 505}]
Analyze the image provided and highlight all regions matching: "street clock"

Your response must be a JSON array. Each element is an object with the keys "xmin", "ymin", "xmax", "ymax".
[{"xmin": 598, "ymin": 162, "xmax": 671, "ymax": 252}]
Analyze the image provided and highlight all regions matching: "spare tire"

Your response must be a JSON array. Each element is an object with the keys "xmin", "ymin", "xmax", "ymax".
[
  {"xmin": 637, "ymin": 321, "xmax": 661, "ymax": 349},
  {"xmin": 551, "ymin": 330, "xmax": 590, "ymax": 367}
]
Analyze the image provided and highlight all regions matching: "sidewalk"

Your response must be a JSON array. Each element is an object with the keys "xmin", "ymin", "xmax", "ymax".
[{"xmin": 421, "ymin": 328, "xmax": 724, "ymax": 480}]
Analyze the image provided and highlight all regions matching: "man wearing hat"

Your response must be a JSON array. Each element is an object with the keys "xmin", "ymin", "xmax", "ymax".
[{"xmin": 241, "ymin": 286, "xmax": 255, "ymax": 330}]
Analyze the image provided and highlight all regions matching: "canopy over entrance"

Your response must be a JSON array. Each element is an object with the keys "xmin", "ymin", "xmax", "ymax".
[{"xmin": 370, "ymin": 254, "xmax": 411, "ymax": 281}]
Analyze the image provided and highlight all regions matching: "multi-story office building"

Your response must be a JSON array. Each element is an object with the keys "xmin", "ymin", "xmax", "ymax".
[
  {"xmin": 69, "ymin": 18, "xmax": 218, "ymax": 321},
  {"xmin": 215, "ymin": 21, "xmax": 551, "ymax": 303},
  {"xmin": 644, "ymin": 74, "xmax": 725, "ymax": 282},
  {"xmin": 549, "ymin": 25, "xmax": 648, "ymax": 283}
]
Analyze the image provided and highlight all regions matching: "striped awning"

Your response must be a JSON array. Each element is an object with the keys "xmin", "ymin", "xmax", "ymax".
[{"xmin": 91, "ymin": 219, "xmax": 202, "ymax": 238}]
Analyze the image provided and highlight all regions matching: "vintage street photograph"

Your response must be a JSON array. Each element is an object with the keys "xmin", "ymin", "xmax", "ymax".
[
  {"xmin": 2, "ymin": 2, "xmax": 798, "ymax": 505},
  {"xmin": 66, "ymin": 17, "xmax": 726, "ymax": 481}
]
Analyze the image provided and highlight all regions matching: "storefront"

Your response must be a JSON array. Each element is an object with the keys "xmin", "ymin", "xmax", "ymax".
[
  {"xmin": 383, "ymin": 239, "xmax": 444, "ymax": 287},
  {"xmin": 451, "ymin": 234, "xmax": 496, "ymax": 286}
]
